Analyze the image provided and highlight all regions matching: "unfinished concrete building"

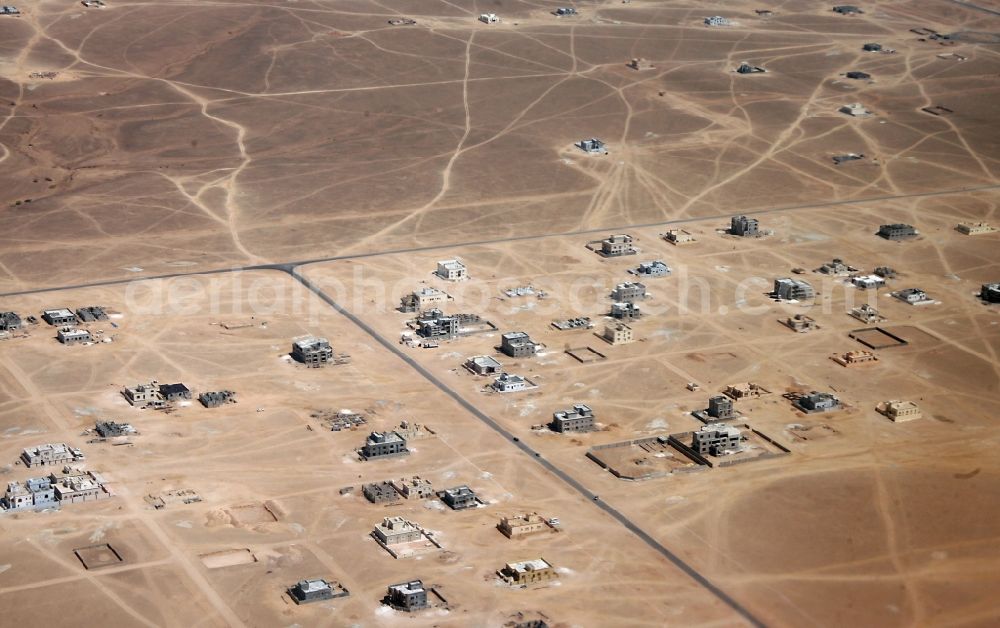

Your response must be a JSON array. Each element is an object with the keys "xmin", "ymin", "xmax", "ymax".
[
  {"xmin": 704, "ymin": 15, "xmax": 731, "ymax": 26},
  {"xmin": 498, "ymin": 513, "xmax": 551, "ymax": 538},
  {"xmin": 291, "ymin": 337, "xmax": 334, "ymax": 365},
  {"xmin": 729, "ymin": 215, "xmax": 759, "ymax": 237},
  {"xmin": 577, "ymin": 138, "xmax": 607, "ymax": 154},
  {"xmin": 550, "ymin": 404, "xmax": 595, "ymax": 433},
  {"xmin": 850, "ymin": 304, "xmax": 883, "ymax": 323},
  {"xmin": 603, "ymin": 322, "xmax": 634, "ymax": 345},
  {"xmin": 414, "ymin": 310, "xmax": 459, "ymax": 339},
  {"xmin": 393, "ymin": 476, "xmax": 434, "ymax": 500},
  {"xmin": 600, "ymin": 234, "xmax": 636, "ymax": 257},
  {"xmin": 438, "ymin": 485, "xmax": 479, "ymax": 510},
  {"xmin": 399, "ymin": 287, "xmax": 447, "ymax": 313},
  {"xmin": 878, "ymin": 223, "xmax": 918, "ymax": 240},
  {"xmin": 876, "ymin": 400, "xmax": 922, "ymax": 422},
  {"xmin": 610, "ymin": 302, "xmax": 641, "ymax": 321},
  {"xmin": 794, "ymin": 391, "xmax": 841, "ymax": 413},
  {"xmin": 692, "ymin": 424, "xmax": 744, "ymax": 456},
  {"xmin": 2, "ymin": 477, "xmax": 57, "ymax": 511},
  {"xmin": 374, "ymin": 516, "xmax": 423, "ymax": 545},
  {"xmin": 51, "ymin": 468, "xmax": 112, "ymax": 504},
  {"xmin": 122, "ymin": 382, "xmax": 162, "ymax": 407},
  {"xmin": 832, "ymin": 350, "xmax": 879, "ymax": 367},
  {"xmin": 956, "ymin": 222, "xmax": 997, "ymax": 235},
  {"xmin": 42, "ymin": 308, "xmax": 77, "ymax": 326},
  {"xmin": 435, "ymin": 259, "xmax": 467, "ymax": 281},
  {"xmin": 75, "ymin": 306, "xmax": 108, "ymax": 322},
  {"xmin": 663, "ymin": 229, "xmax": 696, "ymax": 245},
  {"xmin": 465, "ymin": 355, "xmax": 503, "ymax": 375},
  {"xmin": 610, "ymin": 282, "xmax": 647, "ymax": 303},
  {"xmin": 979, "ymin": 283, "xmax": 1000, "ymax": 304},
  {"xmin": 386, "ymin": 580, "xmax": 429, "ymax": 611},
  {"xmin": 498, "ymin": 559, "xmax": 559, "ymax": 585},
  {"xmin": 363, "ymin": 481, "xmax": 400, "ymax": 504},
  {"xmin": 95, "ymin": 421, "xmax": 134, "ymax": 438},
  {"xmin": 360, "ymin": 431, "xmax": 409, "ymax": 460},
  {"xmin": 627, "ymin": 57, "xmax": 654, "ymax": 70},
  {"xmin": 783, "ymin": 314, "xmax": 817, "ymax": 333},
  {"xmin": 20, "ymin": 443, "xmax": 85, "ymax": 468},
  {"xmin": 500, "ymin": 332, "xmax": 538, "ymax": 358},
  {"xmin": 772, "ymin": 278, "xmax": 815, "ymax": 301},
  {"xmin": 0, "ymin": 311, "xmax": 22, "ymax": 331},
  {"xmin": 57, "ymin": 327, "xmax": 92, "ymax": 345},
  {"xmin": 736, "ymin": 61, "xmax": 766, "ymax": 74},
  {"xmin": 724, "ymin": 382, "xmax": 768, "ymax": 400},
  {"xmin": 198, "ymin": 391, "xmax": 235, "ymax": 408},
  {"xmin": 815, "ymin": 259, "xmax": 857, "ymax": 275}
]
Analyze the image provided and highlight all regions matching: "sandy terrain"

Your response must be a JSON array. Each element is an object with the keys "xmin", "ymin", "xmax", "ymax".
[{"xmin": 1, "ymin": 0, "xmax": 998, "ymax": 626}]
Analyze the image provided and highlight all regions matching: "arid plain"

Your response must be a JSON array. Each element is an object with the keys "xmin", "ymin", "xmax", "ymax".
[{"xmin": 1, "ymin": 0, "xmax": 999, "ymax": 627}]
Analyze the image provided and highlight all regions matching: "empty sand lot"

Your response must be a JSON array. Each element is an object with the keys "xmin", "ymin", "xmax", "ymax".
[{"xmin": 1, "ymin": 0, "xmax": 999, "ymax": 627}]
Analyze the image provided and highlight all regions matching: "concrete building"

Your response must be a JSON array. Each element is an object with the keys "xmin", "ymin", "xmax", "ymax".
[
  {"xmin": 435, "ymin": 259, "xmax": 467, "ymax": 281},
  {"xmin": 21, "ymin": 443, "xmax": 84, "ymax": 468},
  {"xmin": 893, "ymin": 288, "xmax": 931, "ymax": 305},
  {"xmin": 415, "ymin": 310, "xmax": 459, "ymax": 339},
  {"xmin": 632, "ymin": 260, "xmax": 670, "ymax": 277},
  {"xmin": 956, "ymin": 222, "xmax": 997, "ymax": 235},
  {"xmin": 465, "ymin": 355, "xmax": 503, "ymax": 375},
  {"xmin": 603, "ymin": 322, "xmax": 633, "ymax": 345},
  {"xmin": 600, "ymin": 234, "xmax": 635, "ymax": 256},
  {"xmin": 816, "ymin": 258, "xmax": 856, "ymax": 275},
  {"xmin": 708, "ymin": 395, "xmax": 737, "ymax": 420},
  {"xmin": 610, "ymin": 282, "xmax": 646, "ymax": 303},
  {"xmin": 498, "ymin": 558, "xmax": 559, "ymax": 585},
  {"xmin": 75, "ymin": 306, "xmax": 108, "ymax": 322},
  {"xmin": 553, "ymin": 7, "xmax": 577, "ymax": 15},
  {"xmin": 874, "ymin": 266, "xmax": 897, "ymax": 278},
  {"xmin": 438, "ymin": 485, "xmax": 479, "ymax": 510},
  {"xmin": 491, "ymin": 373, "xmax": 530, "ymax": 392},
  {"xmin": 839, "ymin": 103, "xmax": 872, "ymax": 117},
  {"xmin": 159, "ymin": 383, "xmax": 191, "ymax": 402},
  {"xmin": 393, "ymin": 476, "xmax": 434, "ymax": 500},
  {"xmin": 198, "ymin": 390, "xmax": 235, "ymax": 408},
  {"xmin": 399, "ymin": 287, "xmax": 447, "ymax": 312},
  {"xmin": 478, "ymin": 12, "xmax": 500, "ymax": 23},
  {"xmin": 832, "ymin": 350, "xmax": 879, "ymax": 367},
  {"xmin": 360, "ymin": 431, "xmax": 409, "ymax": 460},
  {"xmin": 500, "ymin": 332, "xmax": 538, "ymax": 358},
  {"xmin": 50, "ymin": 468, "xmax": 111, "ymax": 504},
  {"xmin": 288, "ymin": 579, "xmax": 347, "ymax": 604},
  {"xmin": 783, "ymin": 314, "xmax": 817, "ymax": 333},
  {"xmin": 374, "ymin": 516, "xmax": 422, "ymax": 545},
  {"xmin": 0, "ymin": 311, "xmax": 22, "ymax": 331},
  {"xmin": 980, "ymin": 283, "xmax": 1000, "ymax": 303},
  {"xmin": 57, "ymin": 327, "xmax": 91, "ymax": 345},
  {"xmin": 794, "ymin": 391, "xmax": 841, "ymax": 413},
  {"xmin": 627, "ymin": 57, "xmax": 654, "ymax": 70},
  {"xmin": 363, "ymin": 481, "xmax": 400, "ymax": 504},
  {"xmin": 851, "ymin": 274, "xmax": 886, "ymax": 290},
  {"xmin": 1, "ymin": 6, "xmax": 21, "ymax": 15},
  {"xmin": 610, "ymin": 302, "xmax": 641, "ymax": 321},
  {"xmin": 550, "ymin": 404, "xmax": 595, "ymax": 433},
  {"xmin": 772, "ymin": 278, "xmax": 814, "ymax": 301},
  {"xmin": 704, "ymin": 16, "xmax": 731, "ymax": 26},
  {"xmin": 386, "ymin": 580, "xmax": 429, "ymax": 611},
  {"xmin": 833, "ymin": 6, "xmax": 863, "ymax": 15},
  {"xmin": 95, "ymin": 421, "xmax": 134, "ymax": 438},
  {"xmin": 850, "ymin": 304, "xmax": 882, "ymax": 323},
  {"xmin": 724, "ymin": 382, "xmax": 767, "ymax": 399},
  {"xmin": 42, "ymin": 308, "xmax": 76, "ymax": 326},
  {"xmin": 833, "ymin": 153, "xmax": 864, "ymax": 165},
  {"xmin": 121, "ymin": 382, "xmax": 165, "ymax": 407},
  {"xmin": 878, "ymin": 223, "xmax": 918, "ymax": 240},
  {"xmin": 2, "ymin": 477, "xmax": 57, "ymax": 511},
  {"xmin": 292, "ymin": 337, "xmax": 334, "ymax": 365},
  {"xmin": 663, "ymin": 229, "xmax": 695, "ymax": 245},
  {"xmin": 498, "ymin": 513, "xmax": 550, "ymax": 538},
  {"xmin": 730, "ymin": 215, "xmax": 759, "ymax": 237},
  {"xmin": 736, "ymin": 61, "xmax": 766, "ymax": 74},
  {"xmin": 876, "ymin": 400, "xmax": 922, "ymax": 422},
  {"xmin": 577, "ymin": 138, "xmax": 607, "ymax": 154},
  {"xmin": 692, "ymin": 423, "xmax": 744, "ymax": 456}
]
